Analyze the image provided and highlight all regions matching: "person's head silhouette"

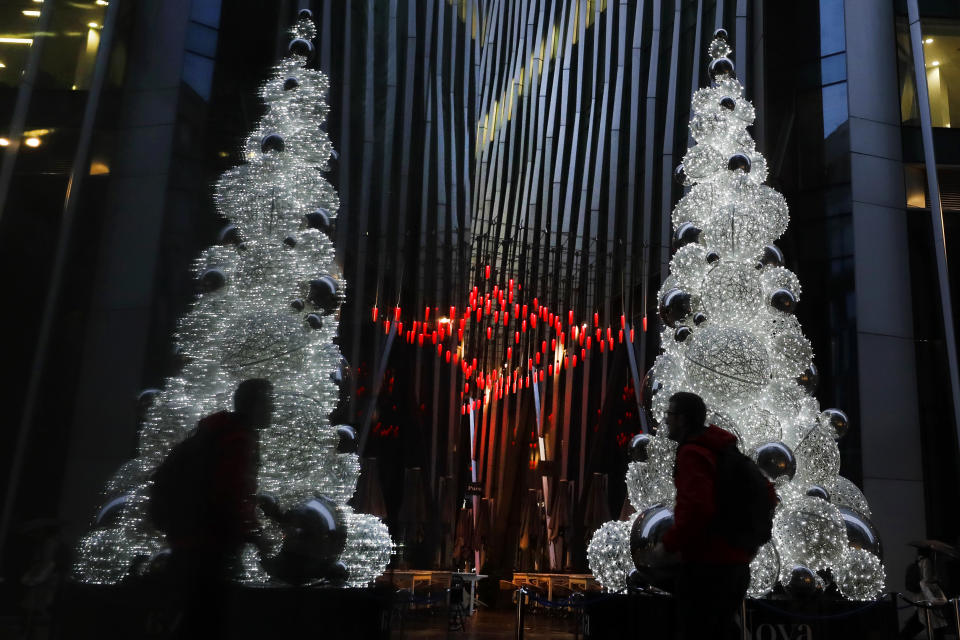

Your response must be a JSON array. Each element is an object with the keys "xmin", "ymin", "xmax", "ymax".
[{"xmin": 234, "ymin": 379, "xmax": 274, "ymax": 429}]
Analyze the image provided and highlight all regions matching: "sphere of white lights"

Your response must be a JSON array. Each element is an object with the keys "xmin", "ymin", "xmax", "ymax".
[
  {"xmin": 748, "ymin": 542, "xmax": 781, "ymax": 598},
  {"xmin": 587, "ymin": 519, "xmax": 635, "ymax": 594},
  {"xmin": 774, "ymin": 497, "xmax": 847, "ymax": 572},
  {"xmin": 835, "ymin": 548, "xmax": 886, "ymax": 601},
  {"xmin": 684, "ymin": 325, "xmax": 770, "ymax": 404},
  {"xmin": 700, "ymin": 262, "xmax": 763, "ymax": 320}
]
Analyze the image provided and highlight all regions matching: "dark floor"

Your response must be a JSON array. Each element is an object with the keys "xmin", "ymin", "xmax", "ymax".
[{"xmin": 393, "ymin": 607, "xmax": 579, "ymax": 639}]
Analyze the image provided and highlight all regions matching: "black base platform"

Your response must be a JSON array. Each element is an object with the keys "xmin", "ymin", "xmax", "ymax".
[
  {"xmin": 582, "ymin": 591, "xmax": 899, "ymax": 640},
  {"xmin": 55, "ymin": 581, "xmax": 393, "ymax": 639}
]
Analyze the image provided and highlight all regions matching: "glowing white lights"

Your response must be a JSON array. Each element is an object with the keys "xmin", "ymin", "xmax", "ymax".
[
  {"xmin": 587, "ymin": 34, "xmax": 884, "ymax": 600},
  {"xmin": 73, "ymin": 14, "xmax": 393, "ymax": 587}
]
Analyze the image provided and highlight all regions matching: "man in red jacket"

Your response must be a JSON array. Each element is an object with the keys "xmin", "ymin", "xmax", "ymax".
[
  {"xmin": 168, "ymin": 378, "xmax": 274, "ymax": 638},
  {"xmin": 661, "ymin": 391, "xmax": 752, "ymax": 640}
]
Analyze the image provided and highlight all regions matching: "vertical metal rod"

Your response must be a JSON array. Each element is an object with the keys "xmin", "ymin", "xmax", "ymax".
[
  {"xmin": 740, "ymin": 599, "xmax": 749, "ymax": 640},
  {"xmin": 952, "ymin": 598, "xmax": 959, "ymax": 638},
  {"xmin": 924, "ymin": 606, "xmax": 935, "ymax": 640},
  {"xmin": 906, "ymin": 0, "xmax": 960, "ymax": 460},
  {"xmin": 359, "ymin": 324, "xmax": 397, "ymax": 455},
  {"xmin": 515, "ymin": 587, "xmax": 526, "ymax": 640},
  {"xmin": 0, "ymin": 0, "xmax": 119, "ymax": 566}
]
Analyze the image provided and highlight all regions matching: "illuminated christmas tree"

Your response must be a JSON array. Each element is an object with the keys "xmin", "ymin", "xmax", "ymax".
[
  {"xmin": 588, "ymin": 30, "xmax": 884, "ymax": 601},
  {"xmin": 73, "ymin": 10, "xmax": 393, "ymax": 587}
]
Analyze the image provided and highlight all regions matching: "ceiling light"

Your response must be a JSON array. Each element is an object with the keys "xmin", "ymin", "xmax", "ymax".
[
  {"xmin": 0, "ymin": 138, "xmax": 9, "ymax": 147},
  {"xmin": 24, "ymin": 137, "xmax": 40, "ymax": 147},
  {"xmin": 924, "ymin": 38, "xmax": 933, "ymax": 44},
  {"xmin": 0, "ymin": 38, "xmax": 33, "ymax": 44},
  {"xmin": 95, "ymin": 0, "xmax": 108, "ymax": 4},
  {"xmin": 932, "ymin": 60, "xmax": 940, "ymax": 66},
  {"xmin": 22, "ymin": 10, "xmax": 41, "ymax": 17},
  {"xmin": 0, "ymin": 63, "xmax": 6, "ymax": 68},
  {"xmin": 88, "ymin": 22, "xmax": 99, "ymax": 28}
]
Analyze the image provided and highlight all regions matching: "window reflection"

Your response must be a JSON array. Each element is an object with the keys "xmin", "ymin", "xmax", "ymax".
[
  {"xmin": 0, "ymin": 0, "xmax": 109, "ymax": 91},
  {"xmin": 898, "ymin": 17, "xmax": 960, "ymax": 128}
]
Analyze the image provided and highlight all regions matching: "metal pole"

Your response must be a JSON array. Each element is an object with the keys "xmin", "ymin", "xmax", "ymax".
[
  {"xmin": 0, "ymin": 0, "xmax": 119, "ymax": 569},
  {"xmin": 358, "ymin": 323, "xmax": 397, "ymax": 455},
  {"xmin": 741, "ymin": 599, "xmax": 749, "ymax": 640},
  {"xmin": 906, "ymin": 0, "xmax": 960, "ymax": 457},
  {"xmin": 952, "ymin": 598, "xmax": 960, "ymax": 638},
  {"xmin": 923, "ymin": 606, "xmax": 935, "ymax": 640},
  {"xmin": 515, "ymin": 586, "xmax": 526, "ymax": 640}
]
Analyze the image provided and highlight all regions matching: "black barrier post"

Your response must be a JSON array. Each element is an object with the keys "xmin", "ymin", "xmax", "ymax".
[
  {"xmin": 924, "ymin": 606, "xmax": 935, "ymax": 640},
  {"xmin": 516, "ymin": 587, "xmax": 527, "ymax": 640},
  {"xmin": 953, "ymin": 599, "xmax": 960, "ymax": 637},
  {"xmin": 741, "ymin": 600, "xmax": 749, "ymax": 640}
]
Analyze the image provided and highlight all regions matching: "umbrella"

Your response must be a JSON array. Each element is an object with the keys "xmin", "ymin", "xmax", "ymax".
[
  {"xmin": 909, "ymin": 540, "xmax": 960, "ymax": 561},
  {"xmin": 548, "ymin": 480, "xmax": 574, "ymax": 571},
  {"xmin": 453, "ymin": 501, "xmax": 475, "ymax": 570},
  {"xmin": 350, "ymin": 457, "xmax": 388, "ymax": 520},
  {"xmin": 475, "ymin": 497, "xmax": 493, "ymax": 569},
  {"xmin": 517, "ymin": 488, "xmax": 548, "ymax": 571}
]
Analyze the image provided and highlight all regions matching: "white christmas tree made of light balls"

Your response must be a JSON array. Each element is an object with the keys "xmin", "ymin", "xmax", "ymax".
[
  {"xmin": 587, "ymin": 30, "xmax": 885, "ymax": 601},
  {"xmin": 73, "ymin": 11, "xmax": 393, "ymax": 587}
]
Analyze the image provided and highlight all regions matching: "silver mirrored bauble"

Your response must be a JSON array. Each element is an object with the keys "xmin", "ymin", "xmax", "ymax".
[
  {"xmin": 752, "ymin": 441, "xmax": 797, "ymax": 482},
  {"xmin": 806, "ymin": 485, "xmax": 830, "ymax": 501},
  {"xmin": 819, "ymin": 408, "xmax": 849, "ymax": 440},
  {"xmin": 659, "ymin": 288, "xmax": 692, "ymax": 328},
  {"xmin": 629, "ymin": 433, "xmax": 652, "ymax": 462},
  {"xmin": 785, "ymin": 565, "xmax": 823, "ymax": 599},
  {"xmin": 837, "ymin": 507, "xmax": 882, "ymax": 558},
  {"xmin": 630, "ymin": 505, "xmax": 675, "ymax": 571}
]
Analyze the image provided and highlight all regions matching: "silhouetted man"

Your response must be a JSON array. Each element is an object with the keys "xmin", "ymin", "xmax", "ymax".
[
  {"xmin": 155, "ymin": 379, "xmax": 274, "ymax": 638},
  {"xmin": 661, "ymin": 391, "xmax": 766, "ymax": 640}
]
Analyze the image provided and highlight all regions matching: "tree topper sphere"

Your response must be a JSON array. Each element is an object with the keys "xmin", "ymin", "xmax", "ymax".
[
  {"xmin": 713, "ymin": 28, "xmax": 729, "ymax": 41},
  {"xmin": 297, "ymin": 9, "xmax": 313, "ymax": 19}
]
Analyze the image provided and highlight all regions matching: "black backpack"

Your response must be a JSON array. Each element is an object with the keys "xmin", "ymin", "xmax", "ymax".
[
  {"xmin": 710, "ymin": 442, "xmax": 775, "ymax": 555},
  {"xmin": 149, "ymin": 428, "xmax": 215, "ymax": 536}
]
